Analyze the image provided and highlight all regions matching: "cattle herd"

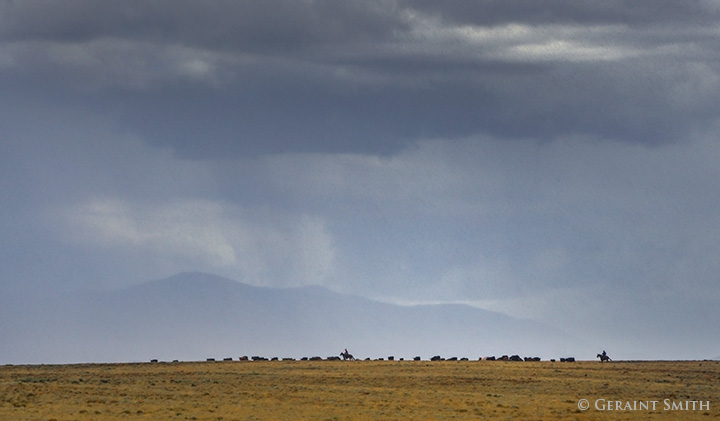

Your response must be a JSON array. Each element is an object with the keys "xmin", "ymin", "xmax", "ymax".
[{"xmin": 150, "ymin": 354, "xmax": 584, "ymax": 363}]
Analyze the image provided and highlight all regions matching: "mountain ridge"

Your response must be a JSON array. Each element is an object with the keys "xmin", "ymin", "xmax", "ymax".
[{"xmin": 0, "ymin": 272, "xmax": 589, "ymax": 364}]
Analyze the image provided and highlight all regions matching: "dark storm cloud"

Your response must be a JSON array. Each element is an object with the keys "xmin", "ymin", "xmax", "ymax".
[
  {"xmin": 2, "ymin": 1, "xmax": 719, "ymax": 157},
  {"xmin": 0, "ymin": 0, "xmax": 403, "ymax": 50},
  {"xmin": 5, "ymin": 1, "xmax": 717, "ymax": 45}
]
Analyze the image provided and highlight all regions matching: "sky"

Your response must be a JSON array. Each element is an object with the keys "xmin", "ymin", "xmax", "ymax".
[{"xmin": 1, "ymin": 0, "xmax": 719, "ymax": 359}]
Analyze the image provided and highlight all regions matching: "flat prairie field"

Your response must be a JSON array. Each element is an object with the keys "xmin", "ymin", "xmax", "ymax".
[{"xmin": 1, "ymin": 360, "xmax": 717, "ymax": 420}]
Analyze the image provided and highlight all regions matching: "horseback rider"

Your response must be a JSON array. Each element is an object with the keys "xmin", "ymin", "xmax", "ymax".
[{"xmin": 597, "ymin": 350, "xmax": 611, "ymax": 362}]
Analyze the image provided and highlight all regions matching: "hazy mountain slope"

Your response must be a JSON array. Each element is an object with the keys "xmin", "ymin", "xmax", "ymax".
[{"xmin": 0, "ymin": 272, "xmax": 587, "ymax": 364}]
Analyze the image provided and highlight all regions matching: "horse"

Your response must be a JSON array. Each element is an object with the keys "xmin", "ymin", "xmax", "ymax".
[
  {"xmin": 340, "ymin": 351, "xmax": 355, "ymax": 361},
  {"xmin": 597, "ymin": 353, "xmax": 612, "ymax": 362}
]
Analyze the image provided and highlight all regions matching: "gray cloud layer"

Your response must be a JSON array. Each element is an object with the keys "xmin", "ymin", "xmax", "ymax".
[
  {"xmin": 3, "ymin": 1, "xmax": 719, "ymax": 156},
  {"xmin": 2, "ymin": 1, "xmax": 719, "ymax": 359}
]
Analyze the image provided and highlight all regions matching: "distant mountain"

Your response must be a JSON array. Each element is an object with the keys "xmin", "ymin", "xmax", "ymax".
[{"xmin": 0, "ymin": 272, "xmax": 588, "ymax": 364}]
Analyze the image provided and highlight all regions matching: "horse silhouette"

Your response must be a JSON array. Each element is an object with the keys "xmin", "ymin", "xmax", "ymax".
[
  {"xmin": 597, "ymin": 353, "xmax": 612, "ymax": 362},
  {"xmin": 340, "ymin": 351, "xmax": 355, "ymax": 360}
]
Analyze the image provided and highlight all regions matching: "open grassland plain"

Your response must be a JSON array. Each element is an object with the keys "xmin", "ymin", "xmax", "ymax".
[{"xmin": 1, "ymin": 359, "xmax": 718, "ymax": 420}]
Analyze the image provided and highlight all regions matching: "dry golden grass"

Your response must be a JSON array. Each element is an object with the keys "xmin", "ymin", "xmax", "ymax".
[{"xmin": 1, "ymin": 359, "xmax": 717, "ymax": 420}]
